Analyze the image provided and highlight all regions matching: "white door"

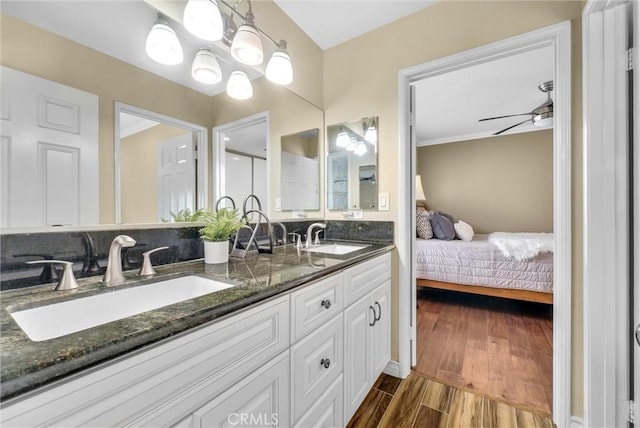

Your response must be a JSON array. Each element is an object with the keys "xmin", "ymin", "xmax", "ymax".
[
  {"xmin": 225, "ymin": 152, "xmax": 252, "ymax": 211},
  {"xmin": 0, "ymin": 66, "xmax": 98, "ymax": 227},
  {"xmin": 157, "ymin": 133, "xmax": 195, "ymax": 222}
]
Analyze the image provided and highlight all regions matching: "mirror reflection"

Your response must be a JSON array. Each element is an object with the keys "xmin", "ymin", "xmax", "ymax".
[
  {"xmin": 280, "ymin": 128, "xmax": 320, "ymax": 211},
  {"xmin": 118, "ymin": 107, "xmax": 206, "ymax": 224},
  {"xmin": 327, "ymin": 117, "xmax": 378, "ymax": 210}
]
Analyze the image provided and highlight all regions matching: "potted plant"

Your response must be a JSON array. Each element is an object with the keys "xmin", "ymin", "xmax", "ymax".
[{"xmin": 199, "ymin": 208, "xmax": 244, "ymax": 264}]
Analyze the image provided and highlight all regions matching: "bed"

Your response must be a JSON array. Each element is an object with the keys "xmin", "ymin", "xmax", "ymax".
[{"xmin": 415, "ymin": 234, "xmax": 553, "ymax": 304}]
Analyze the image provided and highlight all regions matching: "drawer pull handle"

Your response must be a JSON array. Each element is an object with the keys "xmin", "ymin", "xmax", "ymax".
[
  {"xmin": 369, "ymin": 306, "xmax": 376, "ymax": 326},
  {"xmin": 375, "ymin": 301, "xmax": 382, "ymax": 321},
  {"xmin": 320, "ymin": 358, "xmax": 331, "ymax": 369},
  {"xmin": 321, "ymin": 299, "xmax": 332, "ymax": 309}
]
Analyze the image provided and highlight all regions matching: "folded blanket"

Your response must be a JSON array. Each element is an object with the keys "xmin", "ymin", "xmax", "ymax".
[{"xmin": 488, "ymin": 232, "xmax": 554, "ymax": 261}]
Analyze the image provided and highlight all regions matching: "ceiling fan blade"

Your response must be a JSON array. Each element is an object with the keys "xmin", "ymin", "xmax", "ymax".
[
  {"xmin": 479, "ymin": 112, "xmax": 536, "ymax": 122},
  {"xmin": 493, "ymin": 118, "xmax": 532, "ymax": 136}
]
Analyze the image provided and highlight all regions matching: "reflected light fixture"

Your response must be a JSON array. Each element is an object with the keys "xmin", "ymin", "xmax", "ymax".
[
  {"xmin": 336, "ymin": 129, "xmax": 350, "ymax": 148},
  {"xmin": 226, "ymin": 70, "xmax": 253, "ymax": 100},
  {"xmin": 192, "ymin": 49, "xmax": 222, "ymax": 84},
  {"xmin": 364, "ymin": 125, "xmax": 377, "ymax": 144},
  {"xmin": 346, "ymin": 138, "xmax": 358, "ymax": 152},
  {"xmin": 230, "ymin": 4, "xmax": 263, "ymax": 65},
  {"xmin": 183, "ymin": 0, "xmax": 224, "ymax": 41},
  {"xmin": 354, "ymin": 141, "xmax": 367, "ymax": 156},
  {"xmin": 145, "ymin": 14, "xmax": 183, "ymax": 65},
  {"xmin": 265, "ymin": 40, "xmax": 293, "ymax": 85}
]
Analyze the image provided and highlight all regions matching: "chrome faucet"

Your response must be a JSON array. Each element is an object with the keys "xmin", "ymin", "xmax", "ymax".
[
  {"xmin": 103, "ymin": 235, "xmax": 136, "ymax": 284},
  {"xmin": 305, "ymin": 223, "xmax": 326, "ymax": 248}
]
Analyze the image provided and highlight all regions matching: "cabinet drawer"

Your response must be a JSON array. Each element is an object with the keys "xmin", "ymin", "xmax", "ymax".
[
  {"xmin": 2, "ymin": 295, "xmax": 290, "ymax": 428},
  {"xmin": 290, "ymin": 272, "xmax": 343, "ymax": 343},
  {"xmin": 291, "ymin": 314, "xmax": 343, "ymax": 423},
  {"xmin": 344, "ymin": 252, "xmax": 391, "ymax": 306},
  {"xmin": 294, "ymin": 374, "xmax": 343, "ymax": 428},
  {"xmin": 194, "ymin": 351, "xmax": 290, "ymax": 428}
]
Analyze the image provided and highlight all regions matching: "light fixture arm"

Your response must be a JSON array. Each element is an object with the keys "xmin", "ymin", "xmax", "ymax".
[{"xmin": 218, "ymin": 0, "xmax": 281, "ymax": 47}]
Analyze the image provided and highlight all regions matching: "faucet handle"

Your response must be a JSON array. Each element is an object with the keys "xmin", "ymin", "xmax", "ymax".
[
  {"xmin": 26, "ymin": 260, "xmax": 79, "ymax": 290},
  {"xmin": 139, "ymin": 247, "xmax": 169, "ymax": 276},
  {"xmin": 314, "ymin": 229, "xmax": 324, "ymax": 245},
  {"xmin": 288, "ymin": 232, "xmax": 301, "ymax": 248}
]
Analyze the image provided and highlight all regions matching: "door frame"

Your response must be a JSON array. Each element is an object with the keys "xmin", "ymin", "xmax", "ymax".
[
  {"xmin": 114, "ymin": 102, "xmax": 208, "ymax": 224},
  {"xmin": 583, "ymin": 1, "xmax": 637, "ymax": 426},
  {"xmin": 397, "ymin": 21, "xmax": 572, "ymax": 427}
]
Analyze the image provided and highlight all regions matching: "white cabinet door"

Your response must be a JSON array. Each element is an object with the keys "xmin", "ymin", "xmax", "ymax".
[
  {"xmin": 344, "ymin": 294, "xmax": 373, "ymax": 422},
  {"xmin": 371, "ymin": 281, "xmax": 391, "ymax": 379},
  {"xmin": 294, "ymin": 374, "xmax": 343, "ymax": 428},
  {"xmin": 194, "ymin": 351, "xmax": 290, "ymax": 428}
]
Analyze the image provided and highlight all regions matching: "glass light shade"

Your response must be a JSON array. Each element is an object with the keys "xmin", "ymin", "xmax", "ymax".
[
  {"xmin": 364, "ymin": 126, "xmax": 377, "ymax": 144},
  {"xmin": 265, "ymin": 48, "xmax": 292, "ymax": 85},
  {"xmin": 226, "ymin": 71, "xmax": 253, "ymax": 100},
  {"xmin": 533, "ymin": 114, "xmax": 553, "ymax": 128},
  {"xmin": 146, "ymin": 21, "xmax": 183, "ymax": 65},
  {"xmin": 346, "ymin": 138, "xmax": 358, "ymax": 152},
  {"xmin": 354, "ymin": 142, "xmax": 367, "ymax": 156},
  {"xmin": 183, "ymin": 0, "xmax": 224, "ymax": 41},
  {"xmin": 231, "ymin": 24, "xmax": 263, "ymax": 65},
  {"xmin": 336, "ymin": 131, "xmax": 350, "ymax": 148},
  {"xmin": 192, "ymin": 50, "xmax": 222, "ymax": 84}
]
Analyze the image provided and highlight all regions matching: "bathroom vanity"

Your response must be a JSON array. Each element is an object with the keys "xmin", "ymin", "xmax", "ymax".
[{"xmin": 0, "ymin": 242, "xmax": 393, "ymax": 427}]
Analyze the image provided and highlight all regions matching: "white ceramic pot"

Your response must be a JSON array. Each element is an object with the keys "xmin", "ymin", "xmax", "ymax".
[{"xmin": 203, "ymin": 240, "xmax": 229, "ymax": 264}]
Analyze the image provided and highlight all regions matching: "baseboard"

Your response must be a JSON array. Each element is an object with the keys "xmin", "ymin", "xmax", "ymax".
[
  {"xmin": 570, "ymin": 415, "xmax": 583, "ymax": 427},
  {"xmin": 383, "ymin": 360, "xmax": 402, "ymax": 378}
]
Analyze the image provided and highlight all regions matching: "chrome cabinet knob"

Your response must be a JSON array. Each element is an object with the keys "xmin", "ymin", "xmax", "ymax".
[
  {"xmin": 321, "ymin": 299, "xmax": 331, "ymax": 309},
  {"xmin": 320, "ymin": 358, "xmax": 331, "ymax": 369}
]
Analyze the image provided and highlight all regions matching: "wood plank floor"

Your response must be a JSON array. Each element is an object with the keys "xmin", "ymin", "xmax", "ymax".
[
  {"xmin": 347, "ymin": 372, "xmax": 555, "ymax": 428},
  {"xmin": 414, "ymin": 288, "xmax": 553, "ymax": 415}
]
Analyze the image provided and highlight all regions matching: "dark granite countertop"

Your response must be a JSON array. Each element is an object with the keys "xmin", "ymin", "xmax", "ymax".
[{"xmin": 0, "ymin": 241, "xmax": 393, "ymax": 401}]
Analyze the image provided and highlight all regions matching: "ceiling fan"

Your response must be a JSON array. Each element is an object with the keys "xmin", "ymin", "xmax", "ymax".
[{"xmin": 479, "ymin": 80, "xmax": 554, "ymax": 136}]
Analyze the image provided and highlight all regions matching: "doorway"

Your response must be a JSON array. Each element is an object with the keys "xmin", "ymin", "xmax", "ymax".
[{"xmin": 397, "ymin": 21, "xmax": 572, "ymax": 427}]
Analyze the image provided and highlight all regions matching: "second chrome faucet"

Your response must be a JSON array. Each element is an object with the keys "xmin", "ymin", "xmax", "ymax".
[{"xmin": 103, "ymin": 235, "xmax": 136, "ymax": 284}]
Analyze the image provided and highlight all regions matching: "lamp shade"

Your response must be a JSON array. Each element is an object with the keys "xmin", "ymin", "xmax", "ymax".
[
  {"xmin": 230, "ymin": 18, "xmax": 263, "ymax": 65},
  {"xmin": 145, "ymin": 19, "xmax": 183, "ymax": 65},
  {"xmin": 226, "ymin": 71, "xmax": 253, "ymax": 100},
  {"xmin": 354, "ymin": 142, "xmax": 367, "ymax": 156},
  {"xmin": 336, "ymin": 131, "xmax": 350, "ymax": 148},
  {"xmin": 364, "ymin": 125, "xmax": 377, "ymax": 144},
  {"xmin": 192, "ymin": 49, "xmax": 222, "ymax": 84},
  {"xmin": 183, "ymin": 0, "xmax": 223, "ymax": 41},
  {"xmin": 265, "ymin": 40, "xmax": 292, "ymax": 85},
  {"xmin": 416, "ymin": 175, "xmax": 427, "ymax": 201}
]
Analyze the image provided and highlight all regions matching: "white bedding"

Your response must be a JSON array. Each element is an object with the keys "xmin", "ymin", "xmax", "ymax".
[{"xmin": 416, "ymin": 234, "xmax": 553, "ymax": 294}]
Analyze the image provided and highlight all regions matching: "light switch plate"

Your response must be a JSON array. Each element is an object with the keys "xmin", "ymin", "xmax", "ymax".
[{"xmin": 378, "ymin": 192, "xmax": 390, "ymax": 211}]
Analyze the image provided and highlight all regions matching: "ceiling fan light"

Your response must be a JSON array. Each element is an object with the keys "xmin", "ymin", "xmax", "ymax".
[
  {"xmin": 192, "ymin": 49, "xmax": 222, "ymax": 84},
  {"xmin": 183, "ymin": 0, "xmax": 224, "ymax": 41},
  {"xmin": 265, "ymin": 40, "xmax": 292, "ymax": 85},
  {"xmin": 226, "ymin": 70, "xmax": 253, "ymax": 100},
  {"xmin": 145, "ymin": 18, "xmax": 183, "ymax": 65},
  {"xmin": 230, "ymin": 17, "xmax": 263, "ymax": 65},
  {"xmin": 534, "ymin": 114, "xmax": 554, "ymax": 128},
  {"xmin": 336, "ymin": 131, "xmax": 350, "ymax": 148}
]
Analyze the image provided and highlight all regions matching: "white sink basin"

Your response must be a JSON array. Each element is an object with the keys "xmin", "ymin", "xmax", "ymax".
[
  {"xmin": 10, "ymin": 276, "xmax": 234, "ymax": 342},
  {"xmin": 304, "ymin": 244, "xmax": 369, "ymax": 255}
]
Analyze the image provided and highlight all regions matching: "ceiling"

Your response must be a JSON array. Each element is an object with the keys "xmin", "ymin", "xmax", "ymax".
[{"xmin": 1, "ymin": 1, "xmax": 554, "ymax": 143}]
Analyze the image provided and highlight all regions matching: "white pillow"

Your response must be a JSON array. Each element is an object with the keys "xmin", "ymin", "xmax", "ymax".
[{"xmin": 454, "ymin": 220, "xmax": 474, "ymax": 241}]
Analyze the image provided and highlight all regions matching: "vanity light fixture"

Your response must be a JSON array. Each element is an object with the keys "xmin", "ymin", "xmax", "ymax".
[
  {"xmin": 354, "ymin": 141, "xmax": 367, "ymax": 156},
  {"xmin": 265, "ymin": 40, "xmax": 293, "ymax": 85},
  {"xmin": 192, "ymin": 49, "xmax": 222, "ymax": 84},
  {"xmin": 364, "ymin": 125, "xmax": 377, "ymax": 144},
  {"xmin": 145, "ymin": 14, "xmax": 184, "ymax": 65},
  {"xmin": 183, "ymin": 0, "xmax": 224, "ymax": 41},
  {"xmin": 226, "ymin": 70, "xmax": 253, "ymax": 100},
  {"xmin": 336, "ymin": 129, "xmax": 350, "ymax": 148},
  {"xmin": 230, "ymin": 4, "xmax": 263, "ymax": 65},
  {"xmin": 147, "ymin": 0, "xmax": 293, "ymax": 98}
]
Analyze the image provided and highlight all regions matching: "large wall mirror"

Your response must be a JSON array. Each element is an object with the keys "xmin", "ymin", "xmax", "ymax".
[
  {"xmin": 0, "ymin": 6, "xmax": 324, "ymax": 229},
  {"xmin": 327, "ymin": 117, "xmax": 378, "ymax": 210}
]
